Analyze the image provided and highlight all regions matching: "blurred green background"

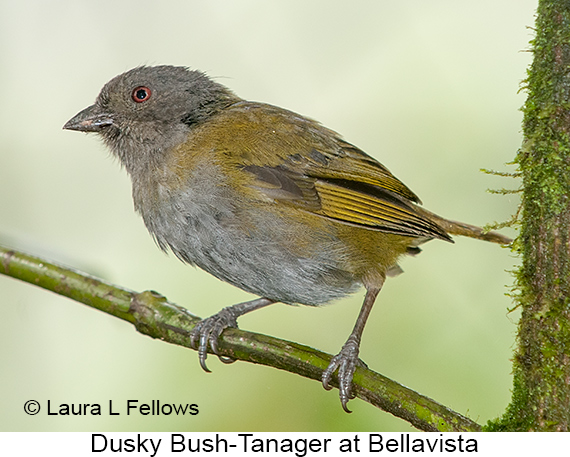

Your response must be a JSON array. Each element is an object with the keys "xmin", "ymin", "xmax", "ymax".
[{"xmin": 1, "ymin": 0, "xmax": 531, "ymax": 431}]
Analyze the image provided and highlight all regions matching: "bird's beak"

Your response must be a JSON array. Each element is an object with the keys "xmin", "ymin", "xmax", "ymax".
[{"xmin": 63, "ymin": 104, "xmax": 114, "ymax": 132}]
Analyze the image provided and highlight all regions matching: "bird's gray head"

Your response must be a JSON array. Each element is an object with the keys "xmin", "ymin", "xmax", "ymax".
[{"xmin": 63, "ymin": 65, "xmax": 238, "ymax": 172}]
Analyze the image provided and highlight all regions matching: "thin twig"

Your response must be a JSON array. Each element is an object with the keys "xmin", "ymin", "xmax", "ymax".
[{"xmin": 0, "ymin": 244, "xmax": 481, "ymax": 432}]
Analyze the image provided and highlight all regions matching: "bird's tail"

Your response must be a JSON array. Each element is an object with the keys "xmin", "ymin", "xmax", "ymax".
[{"xmin": 416, "ymin": 207, "xmax": 512, "ymax": 245}]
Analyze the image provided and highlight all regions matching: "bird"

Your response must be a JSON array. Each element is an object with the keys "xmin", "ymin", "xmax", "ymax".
[{"xmin": 64, "ymin": 65, "xmax": 511, "ymax": 412}]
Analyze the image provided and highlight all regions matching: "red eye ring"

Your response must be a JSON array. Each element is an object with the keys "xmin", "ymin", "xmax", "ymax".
[{"xmin": 132, "ymin": 86, "xmax": 151, "ymax": 103}]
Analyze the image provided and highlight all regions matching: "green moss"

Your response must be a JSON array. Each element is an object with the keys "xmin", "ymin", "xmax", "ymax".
[{"xmin": 502, "ymin": 0, "xmax": 570, "ymax": 431}]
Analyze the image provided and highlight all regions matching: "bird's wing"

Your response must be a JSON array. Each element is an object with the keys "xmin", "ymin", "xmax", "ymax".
[
  {"xmin": 214, "ymin": 101, "xmax": 450, "ymax": 240},
  {"xmin": 241, "ymin": 142, "xmax": 451, "ymax": 241}
]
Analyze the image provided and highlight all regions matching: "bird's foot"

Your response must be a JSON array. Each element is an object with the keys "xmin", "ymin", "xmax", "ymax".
[
  {"xmin": 322, "ymin": 335, "xmax": 364, "ymax": 413},
  {"xmin": 189, "ymin": 297, "xmax": 275, "ymax": 372},
  {"xmin": 189, "ymin": 307, "xmax": 239, "ymax": 372}
]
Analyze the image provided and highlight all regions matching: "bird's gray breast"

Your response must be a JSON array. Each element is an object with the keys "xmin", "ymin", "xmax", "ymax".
[{"xmin": 134, "ymin": 160, "xmax": 360, "ymax": 306}]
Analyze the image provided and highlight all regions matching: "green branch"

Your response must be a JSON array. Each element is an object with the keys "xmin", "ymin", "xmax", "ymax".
[{"xmin": 0, "ymin": 244, "xmax": 480, "ymax": 432}]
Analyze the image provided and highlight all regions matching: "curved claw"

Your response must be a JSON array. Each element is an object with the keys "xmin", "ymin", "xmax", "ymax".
[
  {"xmin": 321, "ymin": 336, "xmax": 362, "ymax": 413},
  {"xmin": 189, "ymin": 308, "xmax": 239, "ymax": 372},
  {"xmin": 199, "ymin": 353, "xmax": 211, "ymax": 372},
  {"xmin": 321, "ymin": 360, "xmax": 337, "ymax": 391},
  {"xmin": 189, "ymin": 298, "xmax": 275, "ymax": 373},
  {"xmin": 218, "ymin": 355, "xmax": 236, "ymax": 364},
  {"xmin": 198, "ymin": 330, "xmax": 212, "ymax": 372}
]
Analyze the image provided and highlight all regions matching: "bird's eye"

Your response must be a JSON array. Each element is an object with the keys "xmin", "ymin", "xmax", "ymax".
[{"xmin": 132, "ymin": 86, "xmax": 151, "ymax": 103}]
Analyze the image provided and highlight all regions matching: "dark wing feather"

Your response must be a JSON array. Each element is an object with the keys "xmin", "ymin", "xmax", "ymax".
[
  {"xmin": 223, "ymin": 101, "xmax": 450, "ymax": 241},
  {"xmin": 283, "ymin": 140, "xmax": 422, "ymax": 204},
  {"xmin": 242, "ymin": 160, "xmax": 451, "ymax": 241}
]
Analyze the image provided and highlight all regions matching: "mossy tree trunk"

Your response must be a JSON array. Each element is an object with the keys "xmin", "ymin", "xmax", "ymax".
[{"xmin": 488, "ymin": 0, "xmax": 570, "ymax": 431}]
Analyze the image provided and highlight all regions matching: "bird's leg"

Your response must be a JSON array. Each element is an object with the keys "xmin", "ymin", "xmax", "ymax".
[
  {"xmin": 322, "ymin": 285, "xmax": 382, "ymax": 413},
  {"xmin": 190, "ymin": 297, "xmax": 275, "ymax": 372}
]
